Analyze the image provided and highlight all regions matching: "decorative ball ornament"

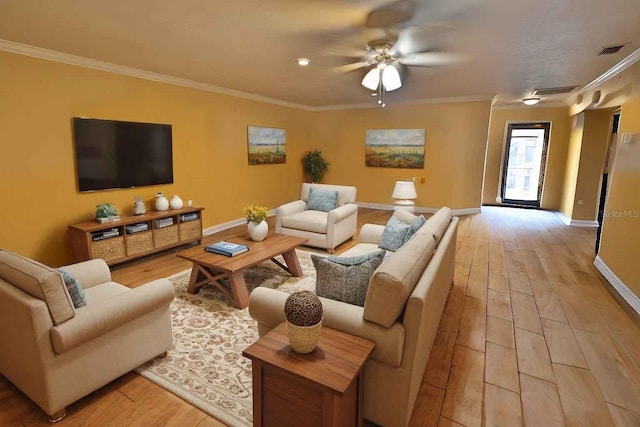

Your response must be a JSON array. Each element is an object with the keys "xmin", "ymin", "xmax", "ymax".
[
  {"xmin": 284, "ymin": 291, "xmax": 323, "ymax": 354},
  {"xmin": 285, "ymin": 291, "xmax": 323, "ymax": 326}
]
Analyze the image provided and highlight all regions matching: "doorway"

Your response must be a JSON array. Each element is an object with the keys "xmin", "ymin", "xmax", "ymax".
[
  {"xmin": 595, "ymin": 111, "xmax": 621, "ymax": 254},
  {"xmin": 500, "ymin": 122, "xmax": 551, "ymax": 208}
]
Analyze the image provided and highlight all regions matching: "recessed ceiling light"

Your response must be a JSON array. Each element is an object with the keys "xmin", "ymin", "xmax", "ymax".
[
  {"xmin": 297, "ymin": 58, "xmax": 310, "ymax": 66},
  {"xmin": 523, "ymin": 97, "xmax": 541, "ymax": 105}
]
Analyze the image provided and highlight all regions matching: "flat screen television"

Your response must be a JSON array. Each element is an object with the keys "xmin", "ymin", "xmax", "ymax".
[{"xmin": 73, "ymin": 117, "xmax": 173, "ymax": 192}]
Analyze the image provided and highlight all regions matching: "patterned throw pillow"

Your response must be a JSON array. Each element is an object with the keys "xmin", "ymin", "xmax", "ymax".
[
  {"xmin": 57, "ymin": 269, "xmax": 87, "ymax": 308},
  {"xmin": 379, "ymin": 216, "xmax": 411, "ymax": 251},
  {"xmin": 306, "ymin": 187, "xmax": 339, "ymax": 212},
  {"xmin": 404, "ymin": 214, "xmax": 426, "ymax": 244},
  {"xmin": 312, "ymin": 250, "xmax": 385, "ymax": 306}
]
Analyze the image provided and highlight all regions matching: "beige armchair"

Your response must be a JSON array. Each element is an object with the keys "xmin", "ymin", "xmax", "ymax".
[
  {"xmin": 0, "ymin": 250, "xmax": 174, "ymax": 421},
  {"xmin": 275, "ymin": 183, "xmax": 358, "ymax": 253}
]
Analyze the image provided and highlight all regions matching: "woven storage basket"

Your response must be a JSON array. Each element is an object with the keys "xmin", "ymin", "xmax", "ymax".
[
  {"xmin": 91, "ymin": 237, "xmax": 126, "ymax": 263},
  {"xmin": 126, "ymin": 232, "xmax": 153, "ymax": 256},
  {"xmin": 286, "ymin": 320, "xmax": 322, "ymax": 354},
  {"xmin": 153, "ymin": 225, "xmax": 179, "ymax": 248},
  {"xmin": 179, "ymin": 220, "xmax": 202, "ymax": 242}
]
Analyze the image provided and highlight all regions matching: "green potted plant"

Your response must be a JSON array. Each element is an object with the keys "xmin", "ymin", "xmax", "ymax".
[
  {"xmin": 302, "ymin": 149, "xmax": 329, "ymax": 183},
  {"xmin": 95, "ymin": 203, "xmax": 120, "ymax": 223}
]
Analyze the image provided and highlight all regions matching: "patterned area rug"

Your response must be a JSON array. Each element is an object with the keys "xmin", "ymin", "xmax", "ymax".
[{"xmin": 135, "ymin": 249, "xmax": 317, "ymax": 427}]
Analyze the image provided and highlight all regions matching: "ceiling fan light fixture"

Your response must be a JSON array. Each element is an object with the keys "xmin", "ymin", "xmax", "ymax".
[
  {"xmin": 523, "ymin": 97, "xmax": 541, "ymax": 105},
  {"xmin": 382, "ymin": 65, "xmax": 402, "ymax": 91},
  {"xmin": 362, "ymin": 68, "xmax": 381, "ymax": 90}
]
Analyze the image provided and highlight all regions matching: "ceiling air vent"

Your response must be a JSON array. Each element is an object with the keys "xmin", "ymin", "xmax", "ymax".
[
  {"xmin": 598, "ymin": 45, "xmax": 626, "ymax": 55},
  {"xmin": 533, "ymin": 86, "xmax": 580, "ymax": 96}
]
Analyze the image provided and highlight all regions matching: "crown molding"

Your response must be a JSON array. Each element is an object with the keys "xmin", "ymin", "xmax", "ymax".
[
  {"xmin": 0, "ymin": 39, "xmax": 315, "ymax": 111},
  {"xmin": 492, "ymin": 101, "xmax": 568, "ymax": 111},
  {"xmin": 580, "ymin": 47, "xmax": 640, "ymax": 93},
  {"xmin": 312, "ymin": 95, "xmax": 494, "ymax": 112},
  {"xmin": 0, "ymin": 39, "xmax": 494, "ymax": 111}
]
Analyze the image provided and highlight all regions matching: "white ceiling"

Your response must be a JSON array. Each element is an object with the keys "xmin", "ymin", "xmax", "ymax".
[{"xmin": 1, "ymin": 0, "xmax": 639, "ymax": 109}]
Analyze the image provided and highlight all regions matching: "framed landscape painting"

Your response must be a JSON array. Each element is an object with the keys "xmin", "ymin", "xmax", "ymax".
[
  {"xmin": 365, "ymin": 129, "xmax": 425, "ymax": 168},
  {"xmin": 247, "ymin": 126, "xmax": 286, "ymax": 165}
]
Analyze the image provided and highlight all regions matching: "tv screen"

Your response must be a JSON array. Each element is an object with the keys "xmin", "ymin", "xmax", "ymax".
[{"xmin": 73, "ymin": 118, "xmax": 173, "ymax": 192}]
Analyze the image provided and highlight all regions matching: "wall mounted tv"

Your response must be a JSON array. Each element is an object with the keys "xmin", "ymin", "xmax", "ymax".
[{"xmin": 73, "ymin": 117, "xmax": 173, "ymax": 192}]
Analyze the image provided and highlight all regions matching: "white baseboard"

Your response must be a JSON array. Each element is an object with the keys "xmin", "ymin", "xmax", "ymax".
[
  {"xmin": 203, "ymin": 218, "xmax": 246, "ymax": 236},
  {"xmin": 356, "ymin": 202, "xmax": 395, "ymax": 211},
  {"xmin": 454, "ymin": 207, "xmax": 482, "ymax": 216},
  {"xmin": 594, "ymin": 256, "xmax": 640, "ymax": 315},
  {"xmin": 203, "ymin": 209, "xmax": 276, "ymax": 236},
  {"xmin": 555, "ymin": 211, "xmax": 599, "ymax": 227},
  {"xmin": 569, "ymin": 219, "xmax": 599, "ymax": 227},
  {"xmin": 356, "ymin": 202, "xmax": 481, "ymax": 216}
]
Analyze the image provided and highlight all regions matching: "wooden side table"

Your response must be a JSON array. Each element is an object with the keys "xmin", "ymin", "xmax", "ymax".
[{"xmin": 243, "ymin": 323, "xmax": 375, "ymax": 427}]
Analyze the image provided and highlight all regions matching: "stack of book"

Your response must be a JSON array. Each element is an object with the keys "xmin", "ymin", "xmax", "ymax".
[
  {"xmin": 180, "ymin": 213, "xmax": 199, "ymax": 222},
  {"xmin": 205, "ymin": 241, "xmax": 249, "ymax": 257},
  {"xmin": 155, "ymin": 218, "xmax": 174, "ymax": 228}
]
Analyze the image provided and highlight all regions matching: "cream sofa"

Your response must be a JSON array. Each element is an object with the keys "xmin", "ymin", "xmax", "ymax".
[
  {"xmin": 275, "ymin": 183, "xmax": 358, "ymax": 253},
  {"xmin": 250, "ymin": 207, "xmax": 457, "ymax": 427},
  {"xmin": 0, "ymin": 250, "xmax": 174, "ymax": 421}
]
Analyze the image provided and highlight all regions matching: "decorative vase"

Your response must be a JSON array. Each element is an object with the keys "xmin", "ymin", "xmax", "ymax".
[
  {"xmin": 155, "ymin": 193, "xmax": 169, "ymax": 211},
  {"xmin": 133, "ymin": 196, "xmax": 146, "ymax": 215},
  {"xmin": 284, "ymin": 291, "xmax": 323, "ymax": 354},
  {"xmin": 286, "ymin": 322, "xmax": 322, "ymax": 354},
  {"xmin": 247, "ymin": 220, "xmax": 268, "ymax": 241},
  {"xmin": 170, "ymin": 195, "xmax": 183, "ymax": 210}
]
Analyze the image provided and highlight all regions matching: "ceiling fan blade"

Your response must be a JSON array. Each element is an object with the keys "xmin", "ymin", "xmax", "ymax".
[
  {"xmin": 392, "ymin": 24, "xmax": 454, "ymax": 56},
  {"xmin": 332, "ymin": 61, "xmax": 370, "ymax": 74},
  {"xmin": 366, "ymin": 0, "xmax": 415, "ymax": 28},
  {"xmin": 398, "ymin": 52, "xmax": 465, "ymax": 67}
]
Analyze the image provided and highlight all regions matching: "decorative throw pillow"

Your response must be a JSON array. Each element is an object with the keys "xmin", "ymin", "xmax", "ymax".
[
  {"xmin": 312, "ymin": 250, "xmax": 385, "ymax": 306},
  {"xmin": 379, "ymin": 216, "xmax": 411, "ymax": 251},
  {"xmin": 57, "ymin": 269, "xmax": 87, "ymax": 308},
  {"xmin": 403, "ymin": 214, "xmax": 426, "ymax": 244},
  {"xmin": 306, "ymin": 187, "xmax": 339, "ymax": 212}
]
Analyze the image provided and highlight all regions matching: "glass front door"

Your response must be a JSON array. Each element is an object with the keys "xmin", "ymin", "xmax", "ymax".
[{"xmin": 501, "ymin": 122, "xmax": 551, "ymax": 207}]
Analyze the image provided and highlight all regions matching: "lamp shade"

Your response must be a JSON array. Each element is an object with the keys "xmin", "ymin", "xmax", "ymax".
[
  {"xmin": 392, "ymin": 181, "xmax": 417, "ymax": 200},
  {"xmin": 382, "ymin": 65, "xmax": 402, "ymax": 91},
  {"xmin": 362, "ymin": 68, "xmax": 380, "ymax": 90}
]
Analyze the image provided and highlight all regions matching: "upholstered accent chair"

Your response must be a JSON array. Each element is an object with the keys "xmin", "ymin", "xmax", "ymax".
[
  {"xmin": 275, "ymin": 183, "xmax": 358, "ymax": 253},
  {"xmin": 0, "ymin": 250, "xmax": 174, "ymax": 421}
]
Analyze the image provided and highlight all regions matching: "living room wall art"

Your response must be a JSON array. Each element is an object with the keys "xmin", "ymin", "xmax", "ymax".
[
  {"xmin": 365, "ymin": 129, "xmax": 425, "ymax": 168},
  {"xmin": 247, "ymin": 126, "xmax": 286, "ymax": 165}
]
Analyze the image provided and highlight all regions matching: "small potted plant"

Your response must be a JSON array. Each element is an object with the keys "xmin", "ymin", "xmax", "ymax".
[
  {"xmin": 244, "ymin": 205, "xmax": 269, "ymax": 241},
  {"xmin": 302, "ymin": 149, "xmax": 329, "ymax": 183},
  {"xmin": 95, "ymin": 203, "xmax": 120, "ymax": 223},
  {"xmin": 284, "ymin": 291, "xmax": 323, "ymax": 354}
]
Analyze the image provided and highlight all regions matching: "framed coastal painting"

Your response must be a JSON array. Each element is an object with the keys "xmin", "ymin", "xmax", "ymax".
[
  {"xmin": 247, "ymin": 126, "xmax": 286, "ymax": 165},
  {"xmin": 365, "ymin": 129, "xmax": 425, "ymax": 168}
]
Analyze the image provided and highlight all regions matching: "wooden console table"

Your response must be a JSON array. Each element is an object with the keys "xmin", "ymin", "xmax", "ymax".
[
  {"xmin": 68, "ymin": 207, "xmax": 204, "ymax": 265},
  {"xmin": 243, "ymin": 323, "xmax": 375, "ymax": 427}
]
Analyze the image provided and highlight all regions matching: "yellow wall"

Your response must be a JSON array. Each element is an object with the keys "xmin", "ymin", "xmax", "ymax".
[
  {"xmin": 599, "ymin": 61, "xmax": 640, "ymax": 298},
  {"xmin": 560, "ymin": 113, "xmax": 584, "ymax": 217},
  {"xmin": 483, "ymin": 107, "xmax": 572, "ymax": 209},
  {"xmin": 0, "ymin": 51, "xmax": 494, "ymax": 266},
  {"xmin": 314, "ymin": 101, "xmax": 492, "ymax": 209},
  {"xmin": 571, "ymin": 109, "xmax": 613, "ymax": 221},
  {"xmin": 0, "ymin": 52, "xmax": 314, "ymax": 266}
]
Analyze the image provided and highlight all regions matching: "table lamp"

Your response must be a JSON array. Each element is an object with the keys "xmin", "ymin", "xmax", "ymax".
[{"xmin": 392, "ymin": 181, "xmax": 417, "ymax": 212}]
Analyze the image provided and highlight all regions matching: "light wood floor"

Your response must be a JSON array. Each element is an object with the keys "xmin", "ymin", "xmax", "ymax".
[{"xmin": 2, "ymin": 207, "xmax": 640, "ymax": 426}]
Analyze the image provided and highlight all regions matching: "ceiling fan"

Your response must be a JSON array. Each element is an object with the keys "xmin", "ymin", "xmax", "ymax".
[{"xmin": 337, "ymin": 0, "xmax": 464, "ymax": 106}]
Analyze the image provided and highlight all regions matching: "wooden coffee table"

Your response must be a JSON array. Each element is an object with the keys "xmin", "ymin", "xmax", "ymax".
[{"xmin": 176, "ymin": 234, "xmax": 307, "ymax": 309}]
